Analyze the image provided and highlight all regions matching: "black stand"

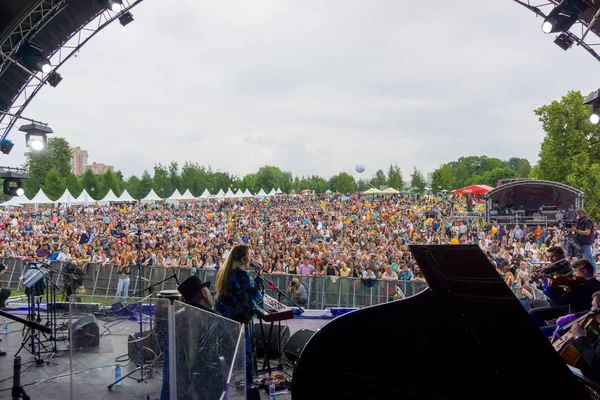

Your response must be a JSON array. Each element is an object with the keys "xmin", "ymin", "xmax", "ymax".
[
  {"xmin": 11, "ymin": 356, "xmax": 30, "ymax": 400},
  {"xmin": 14, "ymin": 290, "xmax": 45, "ymax": 365},
  {"xmin": 108, "ymin": 227, "xmax": 152, "ymax": 390}
]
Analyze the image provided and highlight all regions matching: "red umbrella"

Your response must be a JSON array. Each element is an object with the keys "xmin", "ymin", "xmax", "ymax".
[{"xmin": 452, "ymin": 185, "xmax": 494, "ymax": 195}]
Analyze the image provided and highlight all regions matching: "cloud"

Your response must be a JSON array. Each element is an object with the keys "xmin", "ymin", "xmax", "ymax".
[{"xmin": 4, "ymin": 0, "xmax": 599, "ymax": 181}]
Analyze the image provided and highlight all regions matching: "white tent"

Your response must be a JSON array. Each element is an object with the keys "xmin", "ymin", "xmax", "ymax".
[
  {"xmin": 198, "ymin": 189, "xmax": 211, "ymax": 199},
  {"xmin": 166, "ymin": 189, "xmax": 183, "ymax": 203},
  {"xmin": 21, "ymin": 189, "xmax": 54, "ymax": 205},
  {"xmin": 54, "ymin": 189, "xmax": 77, "ymax": 205},
  {"xmin": 98, "ymin": 189, "xmax": 120, "ymax": 204},
  {"xmin": 0, "ymin": 196, "xmax": 25, "ymax": 208},
  {"xmin": 180, "ymin": 189, "xmax": 196, "ymax": 201},
  {"xmin": 216, "ymin": 189, "xmax": 225, "ymax": 197},
  {"xmin": 75, "ymin": 189, "xmax": 97, "ymax": 205},
  {"xmin": 255, "ymin": 188, "xmax": 267, "ymax": 197},
  {"xmin": 225, "ymin": 188, "xmax": 235, "ymax": 197},
  {"xmin": 267, "ymin": 188, "xmax": 276, "ymax": 197},
  {"xmin": 276, "ymin": 188, "xmax": 283, "ymax": 194},
  {"xmin": 233, "ymin": 189, "xmax": 243, "ymax": 198},
  {"xmin": 140, "ymin": 189, "xmax": 162, "ymax": 202},
  {"xmin": 243, "ymin": 189, "xmax": 253, "ymax": 198},
  {"xmin": 117, "ymin": 189, "xmax": 137, "ymax": 202}
]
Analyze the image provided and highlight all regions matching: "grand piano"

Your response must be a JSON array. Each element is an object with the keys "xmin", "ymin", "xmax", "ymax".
[{"xmin": 293, "ymin": 245, "xmax": 598, "ymax": 399}]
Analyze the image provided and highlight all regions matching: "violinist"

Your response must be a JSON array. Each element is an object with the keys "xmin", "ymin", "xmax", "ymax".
[
  {"xmin": 529, "ymin": 259, "xmax": 600, "ymax": 328},
  {"xmin": 569, "ymin": 291, "xmax": 600, "ymax": 374},
  {"xmin": 528, "ymin": 246, "xmax": 571, "ymax": 312}
]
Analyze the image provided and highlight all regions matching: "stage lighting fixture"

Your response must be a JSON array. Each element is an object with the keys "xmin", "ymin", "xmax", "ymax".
[
  {"xmin": 119, "ymin": 11, "xmax": 134, "ymax": 26},
  {"xmin": 0, "ymin": 169, "xmax": 29, "ymax": 197},
  {"xmin": 18, "ymin": 123, "xmax": 53, "ymax": 152},
  {"xmin": 554, "ymin": 33, "xmax": 574, "ymax": 50},
  {"xmin": 542, "ymin": 0, "xmax": 587, "ymax": 34},
  {"xmin": 15, "ymin": 42, "xmax": 52, "ymax": 74},
  {"xmin": 584, "ymin": 90, "xmax": 600, "ymax": 125},
  {"xmin": 47, "ymin": 71, "xmax": 63, "ymax": 87},
  {"xmin": 100, "ymin": 0, "xmax": 123, "ymax": 12},
  {"xmin": 0, "ymin": 139, "xmax": 14, "ymax": 155}
]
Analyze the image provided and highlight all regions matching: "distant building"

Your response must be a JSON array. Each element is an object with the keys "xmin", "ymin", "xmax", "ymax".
[
  {"xmin": 70, "ymin": 146, "xmax": 88, "ymax": 176},
  {"xmin": 89, "ymin": 162, "xmax": 114, "ymax": 175}
]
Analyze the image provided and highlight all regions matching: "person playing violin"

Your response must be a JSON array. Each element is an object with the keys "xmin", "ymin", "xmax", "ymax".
[
  {"xmin": 530, "ymin": 259, "xmax": 600, "ymax": 328},
  {"xmin": 568, "ymin": 291, "xmax": 600, "ymax": 376}
]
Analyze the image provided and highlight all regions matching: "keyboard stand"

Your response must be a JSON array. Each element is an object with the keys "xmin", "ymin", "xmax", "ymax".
[{"xmin": 256, "ymin": 316, "xmax": 275, "ymax": 377}]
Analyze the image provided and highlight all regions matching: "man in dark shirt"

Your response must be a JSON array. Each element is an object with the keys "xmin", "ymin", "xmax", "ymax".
[
  {"xmin": 569, "ymin": 291, "xmax": 600, "ymax": 379},
  {"xmin": 530, "ymin": 259, "xmax": 600, "ymax": 327},
  {"xmin": 35, "ymin": 243, "xmax": 51, "ymax": 260}
]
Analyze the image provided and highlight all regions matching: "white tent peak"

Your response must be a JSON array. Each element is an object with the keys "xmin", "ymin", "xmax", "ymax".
[
  {"xmin": 76, "ymin": 189, "xmax": 97, "ymax": 204},
  {"xmin": 98, "ymin": 189, "xmax": 120, "ymax": 203},
  {"xmin": 275, "ymin": 188, "xmax": 283, "ymax": 194},
  {"xmin": 267, "ymin": 188, "xmax": 276, "ymax": 196},
  {"xmin": 255, "ymin": 188, "xmax": 267, "ymax": 197},
  {"xmin": 180, "ymin": 189, "xmax": 196, "ymax": 201},
  {"xmin": 198, "ymin": 189, "xmax": 211, "ymax": 199},
  {"xmin": 118, "ymin": 189, "xmax": 137, "ymax": 202},
  {"xmin": 23, "ymin": 189, "xmax": 54, "ymax": 205},
  {"xmin": 141, "ymin": 189, "xmax": 162, "ymax": 202},
  {"xmin": 55, "ymin": 189, "xmax": 77, "ymax": 204}
]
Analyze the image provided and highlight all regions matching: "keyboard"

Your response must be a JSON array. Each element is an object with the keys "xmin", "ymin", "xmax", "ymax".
[{"xmin": 256, "ymin": 294, "xmax": 294, "ymax": 322}]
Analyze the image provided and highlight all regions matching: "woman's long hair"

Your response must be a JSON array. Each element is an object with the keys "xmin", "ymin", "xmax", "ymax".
[{"xmin": 215, "ymin": 244, "xmax": 249, "ymax": 297}]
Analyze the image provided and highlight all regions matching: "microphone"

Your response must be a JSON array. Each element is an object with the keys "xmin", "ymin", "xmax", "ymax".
[{"xmin": 556, "ymin": 314, "xmax": 577, "ymax": 326}]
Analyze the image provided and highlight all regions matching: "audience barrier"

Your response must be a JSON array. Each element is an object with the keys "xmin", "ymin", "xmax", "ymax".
[{"xmin": 0, "ymin": 258, "xmax": 428, "ymax": 309}]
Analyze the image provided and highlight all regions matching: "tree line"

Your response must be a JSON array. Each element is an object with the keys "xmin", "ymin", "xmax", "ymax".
[{"xmin": 21, "ymin": 140, "xmax": 424, "ymax": 200}]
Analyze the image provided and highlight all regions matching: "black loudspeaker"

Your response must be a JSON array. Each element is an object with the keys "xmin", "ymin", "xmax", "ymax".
[
  {"xmin": 253, "ymin": 323, "xmax": 290, "ymax": 359},
  {"xmin": 70, "ymin": 315, "xmax": 99, "ymax": 350},
  {"xmin": 284, "ymin": 329, "xmax": 315, "ymax": 362},
  {"xmin": 128, "ymin": 330, "xmax": 161, "ymax": 364},
  {"xmin": 0, "ymin": 287, "xmax": 10, "ymax": 308}
]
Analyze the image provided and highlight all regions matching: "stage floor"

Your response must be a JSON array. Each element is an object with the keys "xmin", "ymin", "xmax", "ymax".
[{"xmin": 0, "ymin": 306, "xmax": 328, "ymax": 400}]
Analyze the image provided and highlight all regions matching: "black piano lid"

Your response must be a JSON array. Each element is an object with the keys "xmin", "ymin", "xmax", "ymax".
[{"xmin": 292, "ymin": 245, "xmax": 592, "ymax": 400}]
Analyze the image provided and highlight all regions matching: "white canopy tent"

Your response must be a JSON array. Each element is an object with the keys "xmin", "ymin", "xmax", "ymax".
[
  {"xmin": 225, "ymin": 188, "xmax": 235, "ymax": 197},
  {"xmin": 243, "ymin": 189, "xmax": 253, "ymax": 198},
  {"xmin": 21, "ymin": 189, "xmax": 55, "ymax": 206},
  {"xmin": 255, "ymin": 188, "xmax": 267, "ymax": 197},
  {"xmin": 0, "ymin": 196, "xmax": 25, "ymax": 208},
  {"xmin": 140, "ymin": 189, "xmax": 163, "ymax": 202},
  {"xmin": 180, "ymin": 189, "xmax": 196, "ymax": 201},
  {"xmin": 98, "ymin": 189, "xmax": 120, "ymax": 204},
  {"xmin": 267, "ymin": 188, "xmax": 276, "ymax": 197},
  {"xmin": 198, "ymin": 189, "xmax": 211, "ymax": 199},
  {"xmin": 54, "ymin": 189, "xmax": 78, "ymax": 205},
  {"xmin": 75, "ymin": 189, "xmax": 97, "ymax": 205},
  {"xmin": 166, "ymin": 189, "xmax": 184, "ymax": 203},
  {"xmin": 233, "ymin": 189, "xmax": 243, "ymax": 198},
  {"xmin": 276, "ymin": 188, "xmax": 283, "ymax": 194},
  {"xmin": 215, "ymin": 189, "xmax": 225, "ymax": 198},
  {"xmin": 117, "ymin": 189, "xmax": 137, "ymax": 202}
]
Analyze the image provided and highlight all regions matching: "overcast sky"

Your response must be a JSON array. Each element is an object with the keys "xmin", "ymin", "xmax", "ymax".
[{"xmin": 5, "ymin": 1, "xmax": 600, "ymax": 180}]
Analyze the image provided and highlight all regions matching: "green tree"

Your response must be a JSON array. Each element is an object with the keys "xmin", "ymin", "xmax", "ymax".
[
  {"xmin": 369, "ymin": 169, "xmax": 387, "ymax": 189},
  {"xmin": 139, "ymin": 170, "xmax": 153, "ymax": 198},
  {"xmin": 79, "ymin": 169, "xmax": 99, "ymax": 198},
  {"xmin": 168, "ymin": 161, "xmax": 182, "ymax": 193},
  {"xmin": 24, "ymin": 137, "xmax": 72, "ymax": 193},
  {"xmin": 65, "ymin": 172, "xmax": 83, "ymax": 197},
  {"xmin": 43, "ymin": 169, "xmax": 66, "ymax": 200},
  {"xmin": 356, "ymin": 179, "xmax": 370, "ymax": 192},
  {"xmin": 410, "ymin": 167, "xmax": 426, "ymax": 192},
  {"xmin": 126, "ymin": 175, "xmax": 142, "ymax": 199},
  {"xmin": 307, "ymin": 175, "xmax": 329, "ymax": 193},
  {"xmin": 153, "ymin": 163, "xmax": 172, "ymax": 198},
  {"xmin": 329, "ymin": 172, "xmax": 357, "ymax": 193},
  {"xmin": 431, "ymin": 164, "xmax": 454, "ymax": 192},
  {"xmin": 387, "ymin": 164, "xmax": 404, "ymax": 190},
  {"xmin": 99, "ymin": 170, "xmax": 121, "ymax": 198}
]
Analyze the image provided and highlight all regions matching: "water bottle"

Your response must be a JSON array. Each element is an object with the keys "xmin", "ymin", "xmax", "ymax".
[
  {"xmin": 268, "ymin": 378, "xmax": 276, "ymax": 399},
  {"xmin": 2, "ymin": 320, "xmax": 7, "ymax": 334},
  {"xmin": 115, "ymin": 363, "xmax": 121, "ymax": 386}
]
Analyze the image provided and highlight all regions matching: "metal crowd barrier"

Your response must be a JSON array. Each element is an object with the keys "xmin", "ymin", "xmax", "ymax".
[{"xmin": 0, "ymin": 257, "xmax": 429, "ymax": 309}]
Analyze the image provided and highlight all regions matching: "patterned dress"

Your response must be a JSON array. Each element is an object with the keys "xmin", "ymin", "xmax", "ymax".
[{"xmin": 215, "ymin": 267, "xmax": 263, "ymax": 383}]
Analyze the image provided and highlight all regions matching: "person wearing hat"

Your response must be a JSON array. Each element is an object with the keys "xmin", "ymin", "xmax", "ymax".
[{"xmin": 177, "ymin": 275, "xmax": 219, "ymax": 315}]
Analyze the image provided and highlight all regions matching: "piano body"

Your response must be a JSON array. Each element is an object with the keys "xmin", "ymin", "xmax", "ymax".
[
  {"xmin": 256, "ymin": 293, "xmax": 295, "ymax": 322},
  {"xmin": 292, "ymin": 245, "xmax": 595, "ymax": 399}
]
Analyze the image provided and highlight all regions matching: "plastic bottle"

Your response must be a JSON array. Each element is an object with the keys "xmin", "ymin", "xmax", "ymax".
[
  {"xmin": 2, "ymin": 320, "xmax": 7, "ymax": 334},
  {"xmin": 115, "ymin": 363, "xmax": 121, "ymax": 386},
  {"xmin": 268, "ymin": 378, "xmax": 276, "ymax": 399}
]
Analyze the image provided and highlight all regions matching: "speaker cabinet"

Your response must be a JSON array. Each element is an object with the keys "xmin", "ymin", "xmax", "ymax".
[
  {"xmin": 253, "ymin": 323, "xmax": 290, "ymax": 359},
  {"xmin": 284, "ymin": 329, "xmax": 315, "ymax": 362},
  {"xmin": 70, "ymin": 315, "xmax": 99, "ymax": 350}
]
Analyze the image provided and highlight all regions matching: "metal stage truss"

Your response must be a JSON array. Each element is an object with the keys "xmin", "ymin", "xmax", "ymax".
[
  {"xmin": 513, "ymin": 0, "xmax": 600, "ymax": 63},
  {"xmin": 0, "ymin": 0, "xmax": 147, "ymax": 143}
]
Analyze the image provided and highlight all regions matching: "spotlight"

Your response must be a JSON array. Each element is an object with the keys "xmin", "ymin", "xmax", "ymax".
[
  {"xmin": 584, "ymin": 90, "xmax": 600, "ymax": 125},
  {"xmin": 15, "ymin": 42, "xmax": 52, "ymax": 74},
  {"xmin": 0, "ymin": 169, "xmax": 29, "ymax": 197},
  {"xmin": 100, "ymin": 0, "xmax": 123, "ymax": 12},
  {"xmin": 47, "ymin": 71, "xmax": 63, "ymax": 87},
  {"xmin": 119, "ymin": 11, "xmax": 134, "ymax": 26},
  {"xmin": 18, "ymin": 123, "xmax": 53, "ymax": 152},
  {"xmin": 0, "ymin": 139, "xmax": 14, "ymax": 155},
  {"xmin": 542, "ymin": 0, "xmax": 587, "ymax": 34}
]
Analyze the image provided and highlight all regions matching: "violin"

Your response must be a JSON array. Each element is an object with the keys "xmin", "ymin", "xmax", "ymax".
[
  {"xmin": 550, "ymin": 274, "xmax": 586, "ymax": 291},
  {"xmin": 552, "ymin": 310, "xmax": 600, "ymax": 373}
]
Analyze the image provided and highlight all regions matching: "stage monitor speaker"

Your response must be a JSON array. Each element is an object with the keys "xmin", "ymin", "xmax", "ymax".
[
  {"xmin": 128, "ymin": 330, "xmax": 161, "ymax": 364},
  {"xmin": 253, "ymin": 323, "xmax": 290, "ymax": 359},
  {"xmin": 70, "ymin": 315, "xmax": 99, "ymax": 350},
  {"xmin": 284, "ymin": 329, "xmax": 315, "ymax": 362}
]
